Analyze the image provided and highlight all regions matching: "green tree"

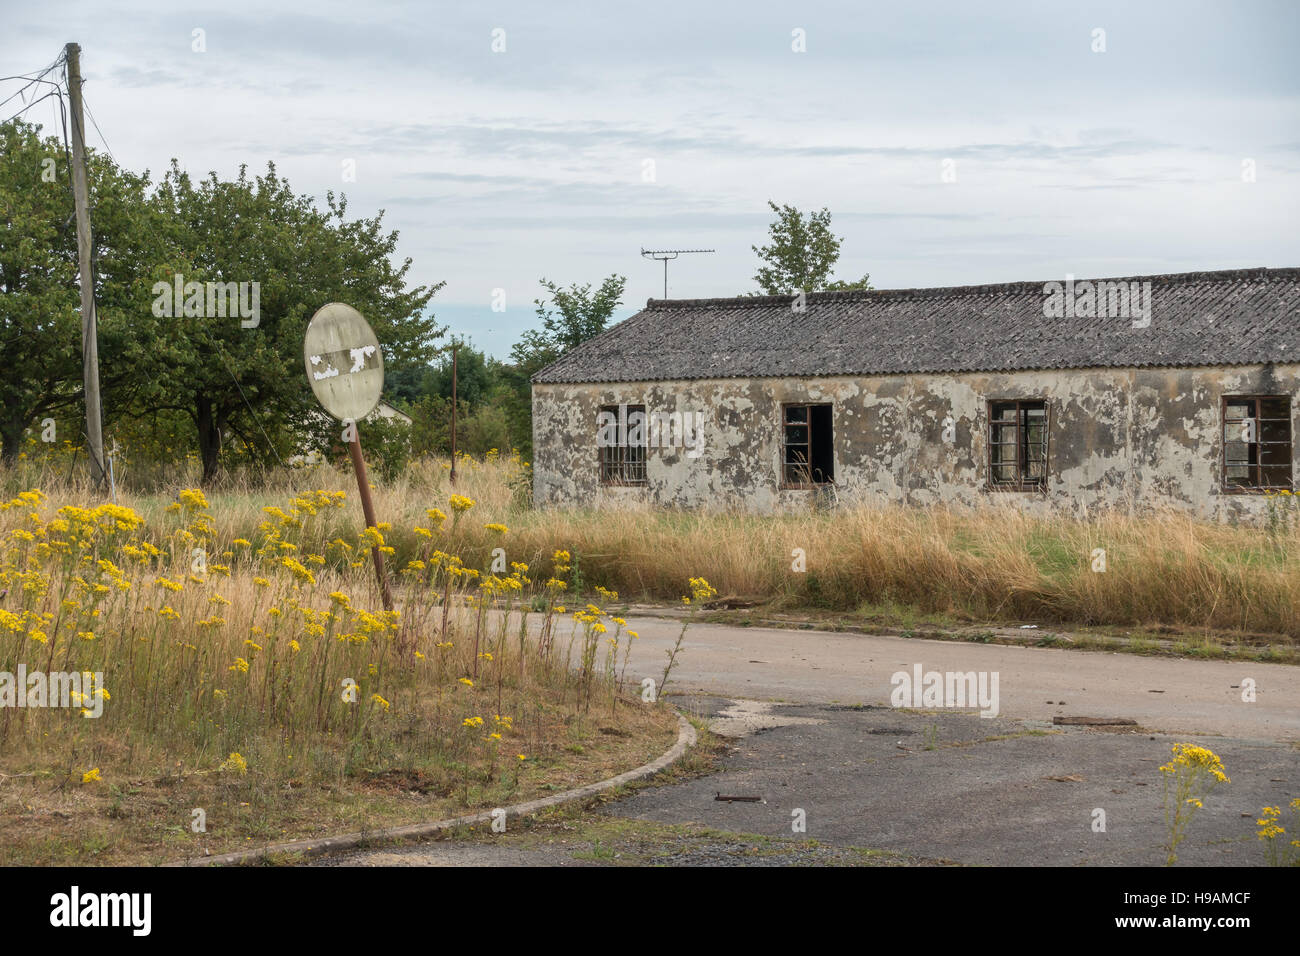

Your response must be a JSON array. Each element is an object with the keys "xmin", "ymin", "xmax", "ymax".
[
  {"xmin": 504, "ymin": 274, "xmax": 627, "ymax": 460},
  {"xmin": 510, "ymin": 275, "xmax": 627, "ymax": 372},
  {"xmin": 0, "ymin": 119, "xmax": 164, "ymax": 463},
  {"xmin": 751, "ymin": 200, "xmax": 872, "ymax": 295},
  {"xmin": 147, "ymin": 161, "xmax": 445, "ymax": 483}
]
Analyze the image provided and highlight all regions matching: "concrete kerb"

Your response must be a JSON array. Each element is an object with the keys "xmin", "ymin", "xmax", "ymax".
[{"xmin": 168, "ymin": 712, "xmax": 697, "ymax": 867}]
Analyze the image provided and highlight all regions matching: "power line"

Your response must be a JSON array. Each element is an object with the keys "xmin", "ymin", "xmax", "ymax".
[
  {"xmin": 0, "ymin": 52, "xmax": 66, "ymax": 111},
  {"xmin": 212, "ymin": 342, "xmax": 288, "ymax": 469},
  {"xmin": 81, "ymin": 94, "xmax": 115, "ymax": 162},
  {"xmin": 0, "ymin": 89, "xmax": 62, "ymax": 127}
]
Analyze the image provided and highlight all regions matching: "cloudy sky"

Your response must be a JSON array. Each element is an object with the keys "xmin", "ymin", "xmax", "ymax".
[{"xmin": 6, "ymin": 0, "xmax": 1298, "ymax": 358}]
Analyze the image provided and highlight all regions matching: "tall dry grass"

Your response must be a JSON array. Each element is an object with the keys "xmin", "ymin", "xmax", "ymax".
[
  {"xmin": 0, "ymin": 467, "xmax": 649, "ymax": 810},
  {"xmin": 4, "ymin": 451, "xmax": 1298, "ymax": 644}
]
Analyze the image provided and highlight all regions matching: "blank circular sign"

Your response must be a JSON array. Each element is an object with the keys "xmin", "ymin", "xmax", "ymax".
[{"xmin": 304, "ymin": 303, "xmax": 385, "ymax": 422}]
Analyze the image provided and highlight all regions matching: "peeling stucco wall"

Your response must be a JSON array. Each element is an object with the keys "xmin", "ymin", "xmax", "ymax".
[{"xmin": 531, "ymin": 365, "xmax": 1300, "ymax": 520}]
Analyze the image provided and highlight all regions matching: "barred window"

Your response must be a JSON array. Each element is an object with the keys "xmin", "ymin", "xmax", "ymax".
[
  {"xmin": 1223, "ymin": 396, "xmax": 1293, "ymax": 491},
  {"xmin": 989, "ymin": 400, "xmax": 1049, "ymax": 489},
  {"xmin": 597, "ymin": 404, "xmax": 647, "ymax": 485}
]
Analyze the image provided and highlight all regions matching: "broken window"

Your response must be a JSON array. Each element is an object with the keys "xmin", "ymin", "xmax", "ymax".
[
  {"xmin": 989, "ymin": 400, "xmax": 1049, "ymax": 489},
  {"xmin": 1223, "ymin": 396, "xmax": 1293, "ymax": 491},
  {"xmin": 783, "ymin": 403, "xmax": 834, "ymax": 486},
  {"xmin": 597, "ymin": 403, "xmax": 647, "ymax": 485}
]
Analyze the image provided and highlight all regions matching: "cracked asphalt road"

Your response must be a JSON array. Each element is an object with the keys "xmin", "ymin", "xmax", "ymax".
[{"xmin": 327, "ymin": 617, "xmax": 1298, "ymax": 866}]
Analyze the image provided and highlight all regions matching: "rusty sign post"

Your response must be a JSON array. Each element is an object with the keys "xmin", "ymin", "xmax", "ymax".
[{"xmin": 304, "ymin": 303, "xmax": 394, "ymax": 612}]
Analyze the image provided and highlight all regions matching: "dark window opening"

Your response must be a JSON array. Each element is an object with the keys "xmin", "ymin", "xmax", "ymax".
[
  {"xmin": 989, "ymin": 400, "xmax": 1049, "ymax": 489},
  {"xmin": 1223, "ymin": 396, "xmax": 1293, "ymax": 491},
  {"xmin": 783, "ymin": 403, "xmax": 834, "ymax": 486},
  {"xmin": 598, "ymin": 403, "xmax": 647, "ymax": 485}
]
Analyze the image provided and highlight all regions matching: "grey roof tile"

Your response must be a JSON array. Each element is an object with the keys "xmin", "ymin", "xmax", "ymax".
[{"xmin": 532, "ymin": 267, "xmax": 1300, "ymax": 383}]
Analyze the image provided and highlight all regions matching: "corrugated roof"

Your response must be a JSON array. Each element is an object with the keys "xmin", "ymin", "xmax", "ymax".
[{"xmin": 532, "ymin": 267, "xmax": 1300, "ymax": 384}]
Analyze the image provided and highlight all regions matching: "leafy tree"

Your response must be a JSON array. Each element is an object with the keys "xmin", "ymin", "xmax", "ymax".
[
  {"xmin": 0, "ymin": 119, "xmax": 164, "ymax": 464},
  {"xmin": 408, "ymin": 394, "xmax": 455, "ymax": 459},
  {"xmin": 504, "ymin": 274, "xmax": 627, "ymax": 461},
  {"xmin": 147, "ymin": 161, "xmax": 444, "ymax": 483},
  {"xmin": 751, "ymin": 200, "xmax": 872, "ymax": 295},
  {"xmin": 389, "ymin": 338, "xmax": 493, "ymax": 409},
  {"xmin": 510, "ymin": 275, "xmax": 627, "ymax": 372}
]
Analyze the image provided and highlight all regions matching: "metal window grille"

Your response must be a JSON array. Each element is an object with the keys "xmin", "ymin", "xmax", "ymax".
[{"xmin": 598, "ymin": 404, "xmax": 647, "ymax": 485}]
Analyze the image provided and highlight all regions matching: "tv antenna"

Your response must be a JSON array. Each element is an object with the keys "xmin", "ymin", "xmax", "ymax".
[{"xmin": 640, "ymin": 247, "xmax": 715, "ymax": 299}]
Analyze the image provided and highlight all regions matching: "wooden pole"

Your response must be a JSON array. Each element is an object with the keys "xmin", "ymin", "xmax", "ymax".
[
  {"xmin": 449, "ymin": 342, "xmax": 458, "ymax": 485},
  {"xmin": 347, "ymin": 426, "xmax": 393, "ymax": 612},
  {"xmin": 64, "ymin": 42, "xmax": 106, "ymax": 488}
]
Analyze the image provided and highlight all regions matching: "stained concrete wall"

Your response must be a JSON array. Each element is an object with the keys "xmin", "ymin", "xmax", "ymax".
[{"xmin": 532, "ymin": 365, "xmax": 1300, "ymax": 520}]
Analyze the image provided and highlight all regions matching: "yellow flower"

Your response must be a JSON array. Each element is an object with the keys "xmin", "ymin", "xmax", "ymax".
[
  {"xmin": 371, "ymin": 694, "xmax": 391, "ymax": 712},
  {"xmin": 462, "ymin": 715, "xmax": 484, "ymax": 728},
  {"xmin": 688, "ymin": 576, "xmax": 718, "ymax": 602},
  {"xmin": 449, "ymin": 494, "xmax": 475, "ymax": 513},
  {"xmin": 219, "ymin": 752, "xmax": 248, "ymax": 774},
  {"xmin": 82, "ymin": 768, "xmax": 101, "ymax": 783},
  {"xmin": 1158, "ymin": 742, "xmax": 1229, "ymax": 784},
  {"xmin": 484, "ymin": 523, "xmax": 508, "ymax": 534},
  {"xmin": 458, "ymin": 677, "xmax": 473, "ymax": 687},
  {"xmin": 178, "ymin": 488, "xmax": 210, "ymax": 510},
  {"xmin": 229, "ymin": 657, "xmax": 250, "ymax": 673},
  {"xmin": 280, "ymin": 556, "xmax": 316, "ymax": 586}
]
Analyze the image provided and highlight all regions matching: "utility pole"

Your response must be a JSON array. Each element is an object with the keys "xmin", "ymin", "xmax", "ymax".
[
  {"xmin": 640, "ymin": 247, "xmax": 715, "ymax": 299},
  {"xmin": 65, "ymin": 42, "xmax": 106, "ymax": 488},
  {"xmin": 449, "ymin": 341, "xmax": 458, "ymax": 485}
]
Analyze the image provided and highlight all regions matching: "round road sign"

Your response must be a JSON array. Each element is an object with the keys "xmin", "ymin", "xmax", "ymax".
[{"xmin": 303, "ymin": 303, "xmax": 385, "ymax": 422}]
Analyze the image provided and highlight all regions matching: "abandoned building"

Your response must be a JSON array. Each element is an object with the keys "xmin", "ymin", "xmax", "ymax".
[{"xmin": 531, "ymin": 267, "xmax": 1300, "ymax": 519}]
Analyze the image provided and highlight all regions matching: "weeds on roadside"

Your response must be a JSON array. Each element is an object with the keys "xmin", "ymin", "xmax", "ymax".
[
  {"xmin": 660, "ymin": 577, "xmax": 716, "ymax": 697},
  {"xmin": 1159, "ymin": 743, "xmax": 1229, "ymax": 866},
  {"xmin": 1256, "ymin": 799, "xmax": 1300, "ymax": 866},
  {"xmin": 0, "ymin": 483, "xmax": 705, "ymax": 816}
]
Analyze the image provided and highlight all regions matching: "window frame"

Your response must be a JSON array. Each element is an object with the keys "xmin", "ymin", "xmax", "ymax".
[
  {"xmin": 597, "ymin": 403, "xmax": 648, "ymax": 486},
  {"xmin": 780, "ymin": 402, "xmax": 835, "ymax": 489},
  {"xmin": 1221, "ymin": 395, "xmax": 1294, "ymax": 493},
  {"xmin": 987, "ymin": 399, "xmax": 1050, "ymax": 493}
]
